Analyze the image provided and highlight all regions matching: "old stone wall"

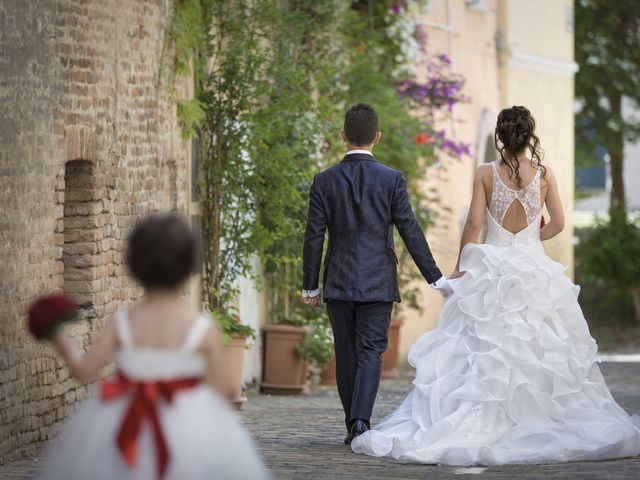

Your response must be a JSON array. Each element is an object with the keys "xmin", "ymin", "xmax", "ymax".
[{"xmin": 0, "ymin": 0, "xmax": 191, "ymax": 461}]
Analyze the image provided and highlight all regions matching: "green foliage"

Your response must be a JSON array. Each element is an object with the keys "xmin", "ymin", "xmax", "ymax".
[
  {"xmin": 575, "ymin": 0, "xmax": 640, "ymax": 213},
  {"xmin": 296, "ymin": 315, "xmax": 334, "ymax": 367},
  {"xmin": 575, "ymin": 0, "xmax": 640, "ymax": 149},
  {"xmin": 162, "ymin": 0, "xmax": 470, "ymax": 340},
  {"xmin": 210, "ymin": 309, "xmax": 256, "ymax": 344},
  {"xmin": 176, "ymin": 99, "xmax": 206, "ymax": 139},
  {"xmin": 576, "ymin": 212, "xmax": 640, "ymax": 325},
  {"xmin": 159, "ymin": 0, "xmax": 211, "ymax": 97},
  {"xmin": 194, "ymin": 0, "xmax": 267, "ymax": 337},
  {"xmin": 286, "ymin": 305, "xmax": 334, "ymax": 367}
]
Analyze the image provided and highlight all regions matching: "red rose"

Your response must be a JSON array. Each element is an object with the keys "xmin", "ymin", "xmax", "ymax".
[
  {"xmin": 28, "ymin": 294, "xmax": 79, "ymax": 341},
  {"xmin": 540, "ymin": 215, "xmax": 546, "ymax": 229}
]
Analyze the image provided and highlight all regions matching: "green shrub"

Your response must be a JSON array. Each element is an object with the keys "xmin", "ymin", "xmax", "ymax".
[{"xmin": 576, "ymin": 211, "xmax": 640, "ymax": 326}]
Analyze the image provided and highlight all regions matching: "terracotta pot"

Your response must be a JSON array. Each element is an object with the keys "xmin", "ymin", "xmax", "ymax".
[
  {"xmin": 220, "ymin": 334, "xmax": 248, "ymax": 410},
  {"xmin": 261, "ymin": 324, "xmax": 310, "ymax": 395},
  {"xmin": 319, "ymin": 353, "xmax": 337, "ymax": 386},
  {"xmin": 381, "ymin": 319, "xmax": 403, "ymax": 379}
]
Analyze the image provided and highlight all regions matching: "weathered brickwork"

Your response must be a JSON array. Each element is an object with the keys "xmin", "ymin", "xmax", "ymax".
[{"xmin": 0, "ymin": 0, "xmax": 192, "ymax": 462}]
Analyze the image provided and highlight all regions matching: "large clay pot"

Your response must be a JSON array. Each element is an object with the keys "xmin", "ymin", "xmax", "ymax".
[
  {"xmin": 261, "ymin": 324, "xmax": 310, "ymax": 395},
  {"xmin": 220, "ymin": 334, "xmax": 248, "ymax": 409},
  {"xmin": 381, "ymin": 319, "xmax": 403, "ymax": 379},
  {"xmin": 319, "ymin": 353, "xmax": 337, "ymax": 386}
]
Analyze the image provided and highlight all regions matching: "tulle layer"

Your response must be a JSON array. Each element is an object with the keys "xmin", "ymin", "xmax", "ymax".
[
  {"xmin": 40, "ymin": 386, "xmax": 269, "ymax": 480},
  {"xmin": 352, "ymin": 243, "xmax": 640, "ymax": 465}
]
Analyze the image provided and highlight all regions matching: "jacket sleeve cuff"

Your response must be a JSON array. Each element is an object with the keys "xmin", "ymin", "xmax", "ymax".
[
  {"xmin": 302, "ymin": 288, "xmax": 321, "ymax": 298},
  {"xmin": 430, "ymin": 275, "xmax": 446, "ymax": 289}
]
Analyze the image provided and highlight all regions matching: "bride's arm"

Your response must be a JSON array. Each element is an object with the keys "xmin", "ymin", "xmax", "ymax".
[
  {"xmin": 540, "ymin": 167, "xmax": 565, "ymax": 241},
  {"xmin": 451, "ymin": 165, "xmax": 489, "ymax": 278}
]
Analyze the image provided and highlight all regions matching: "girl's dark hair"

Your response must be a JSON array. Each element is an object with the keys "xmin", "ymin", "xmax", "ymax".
[
  {"xmin": 494, "ymin": 105, "xmax": 546, "ymax": 187},
  {"xmin": 126, "ymin": 213, "xmax": 199, "ymax": 289}
]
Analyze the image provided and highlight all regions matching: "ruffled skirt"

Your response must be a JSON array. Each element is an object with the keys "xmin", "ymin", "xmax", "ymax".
[
  {"xmin": 40, "ymin": 385, "xmax": 269, "ymax": 479},
  {"xmin": 351, "ymin": 243, "xmax": 640, "ymax": 465}
]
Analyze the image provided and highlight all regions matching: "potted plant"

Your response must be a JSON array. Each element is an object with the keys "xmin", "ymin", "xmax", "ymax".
[
  {"xmin": 261, "ymin": 310, "xmax": 310, "ymax": 395},
  {"xmin": 296, "ymin": 310, "xmax": 335, "ymax": 386},
  {"xmin": 381, "ymin": 318, "xmax": 403, "ymax": 379},
  {"xmin": 319, "ymin": 353, "xmax": 337, "ymax": 386},
  {"xmin": 319, "ymin": 317, "xmax": 402, "ymax": 383},
  {"xmin": 214, "ymin": 311, "xmax": 255, "ymax": 409}
]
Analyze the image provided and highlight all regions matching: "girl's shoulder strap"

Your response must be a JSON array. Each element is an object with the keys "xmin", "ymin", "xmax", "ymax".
[{"xmin": 181, "ymin": 314, "xmax": 213, "ymax": 352}]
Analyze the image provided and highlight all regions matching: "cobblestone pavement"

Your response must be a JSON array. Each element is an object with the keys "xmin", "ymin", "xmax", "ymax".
[{"xmin": 1, "ymin": 362, "xmax": 639, "ymax": 479}]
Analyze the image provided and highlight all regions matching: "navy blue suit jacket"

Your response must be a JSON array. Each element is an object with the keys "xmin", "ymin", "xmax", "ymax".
[{"xmin": 302, "ymin": 153, "xmax": 442, "ymax": 302}]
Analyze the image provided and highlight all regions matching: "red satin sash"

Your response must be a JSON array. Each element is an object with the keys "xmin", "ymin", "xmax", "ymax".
[{"xmin": 101, "ymin": 373, "xmax": 201, "ymax": 479}]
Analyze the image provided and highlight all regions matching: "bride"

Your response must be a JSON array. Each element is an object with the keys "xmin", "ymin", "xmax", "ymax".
[{"xmin": 351, "ymin": 106, "xmax": 640, "ymax": 465}]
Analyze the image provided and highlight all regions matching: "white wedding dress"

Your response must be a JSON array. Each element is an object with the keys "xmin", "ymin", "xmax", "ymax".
[
  {"xmin": 41, "ymin": 312, "xmax": 269, "ymax": 480},
  {"xmin": 351, "ymin": 162, "xmax": 640, "ymax": 465}
]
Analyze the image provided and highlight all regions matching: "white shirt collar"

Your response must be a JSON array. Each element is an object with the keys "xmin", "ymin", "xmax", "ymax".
[{"xmin": 345, "ymin": 149, "xmax": 373, "ymax": 156}]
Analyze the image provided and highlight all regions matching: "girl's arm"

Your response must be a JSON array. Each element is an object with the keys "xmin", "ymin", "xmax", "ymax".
[
  {"xmin": 451, "ymin": 164, "xmax": 489, "ymax": 278},
  {"xmin": 202, "ymin": 325, "xmax": 234, "ymax": 400},
  {"xmin": 54, "ymin": 317, "xmax": 118, "ymax": 383},
  {"xmin": 540, "ymin": 167, "xmax": 565, "ymax": 241}
]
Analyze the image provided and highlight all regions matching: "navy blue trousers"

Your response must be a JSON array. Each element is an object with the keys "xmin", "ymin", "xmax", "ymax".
[{"xmin": 326, "ymin": 300, "xmax": 393, "ymax": 431}]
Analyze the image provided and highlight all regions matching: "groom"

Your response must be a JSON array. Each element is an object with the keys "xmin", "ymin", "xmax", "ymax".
[{"xmin": 302, "ymin": 103, "xmax": 452, "ymax": 444}]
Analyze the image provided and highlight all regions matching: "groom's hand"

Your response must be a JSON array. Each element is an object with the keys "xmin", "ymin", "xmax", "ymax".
[
  {"xmin": 302, "ymin": 290, "xmax": 321, "ymax": 309},
  {"xmin": 303, "ymin": 295, "xmax": 321, "ymax": 309},
  {"xmin": 430, "ymin": 276, "xmax": 453, "ymax": 298}
]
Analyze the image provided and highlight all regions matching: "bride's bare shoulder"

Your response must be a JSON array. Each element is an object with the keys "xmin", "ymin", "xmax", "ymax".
[
  {"xmin": 476, "ymin": 163, "xmax": 493, "ymax": 174},
  {"xmin": 475, "ymin": 163, "xmax": 493, "ymax": 183},
  {"xmin": 540, "ymin": 163, "xmax": 556, "ymax": 188}
]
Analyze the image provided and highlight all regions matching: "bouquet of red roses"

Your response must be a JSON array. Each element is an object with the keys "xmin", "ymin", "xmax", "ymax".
[{"xmin": 28, "ymin": 293, "xmax": 79, "ymax": 341}]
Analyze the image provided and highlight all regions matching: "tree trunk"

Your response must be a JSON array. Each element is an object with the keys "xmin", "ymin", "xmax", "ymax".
[
  {"xmin": 631, "ymin": 287, "xmax": 640, "ymax": 325},
  {"xmin": 608, "ymin": 92, "xmax": 626, "ymax": 216}
]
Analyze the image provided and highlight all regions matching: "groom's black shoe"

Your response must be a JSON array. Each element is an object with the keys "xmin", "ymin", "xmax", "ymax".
[{"xmin": 345, "ymin": 419, "xmax": 370, "ymax": 445}]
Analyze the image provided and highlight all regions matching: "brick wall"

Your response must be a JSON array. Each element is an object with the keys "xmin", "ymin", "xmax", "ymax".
[{"xmin": 0, "ymin": 0, "xmax": 192, "ymax": 461}]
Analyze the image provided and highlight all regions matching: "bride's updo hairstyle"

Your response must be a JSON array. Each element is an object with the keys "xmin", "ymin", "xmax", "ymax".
[
  {"xmin": 494, "ymin": 105, "xmax": 546, "ymax": 188},
  {"xmin": 126, "ymin": 213, "xmax": 199, "ymax": 289}
]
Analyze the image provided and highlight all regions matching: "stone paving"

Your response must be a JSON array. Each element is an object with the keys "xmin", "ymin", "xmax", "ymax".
[{"xmin": 1, "ymin": 362, "xmax": 640, "ymax": 479}]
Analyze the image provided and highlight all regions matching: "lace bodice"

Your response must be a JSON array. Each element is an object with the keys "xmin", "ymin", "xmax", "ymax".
[
  {"xmin": 114, "ymin": 311, "xmax": 211, "ymax": 380},
  {"xmin": 485, "ymin": 161, "xmax": 543, "ymax": 249},
  {"xmin": 488, "ymin": 161, "xmax": 542, "ymax": 226}
]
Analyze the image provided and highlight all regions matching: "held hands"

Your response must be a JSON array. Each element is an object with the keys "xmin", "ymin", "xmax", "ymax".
[{"xmin": 431, "ymin": 276, "xmax": 454, "ymax": 299}]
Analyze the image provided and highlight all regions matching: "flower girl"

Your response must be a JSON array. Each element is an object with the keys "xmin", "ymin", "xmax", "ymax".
[{"xmin": 29, "ymin": 213, "xmax": 269, "ymax": 480}]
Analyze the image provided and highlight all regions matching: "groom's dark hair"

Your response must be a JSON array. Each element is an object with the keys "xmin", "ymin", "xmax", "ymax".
[{"xmin": 344, "ymin": 103, "xmax": 378, "ymax": 146}]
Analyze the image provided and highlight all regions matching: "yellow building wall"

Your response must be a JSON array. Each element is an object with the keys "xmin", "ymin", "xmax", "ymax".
[
  {"xmin": 398, "ymin": 0, "xmax": 576, "ymax": 359},
  {"xmin": 498, "ymin": 0, "xmax": 576, "ymax": 274}
]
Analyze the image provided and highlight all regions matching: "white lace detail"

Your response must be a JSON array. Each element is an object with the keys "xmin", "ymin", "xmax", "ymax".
[{"xmin": 488, "ymin": 161, "xmax": 541, "ymax": 226}]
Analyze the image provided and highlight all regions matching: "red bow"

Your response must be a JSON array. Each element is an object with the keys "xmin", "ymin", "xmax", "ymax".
[{"xmin": 101, "ymin": 373, "xmax": 201, "ymax": 479}]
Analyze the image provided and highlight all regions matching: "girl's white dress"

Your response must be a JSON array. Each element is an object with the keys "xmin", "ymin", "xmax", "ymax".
[
  {"xmin": 41, "ymin": 312, "xmax": 269, "ymax": 479},
  {"xmin": 352, "ymin": 161, "xmax": 640, "ymax": 465}
]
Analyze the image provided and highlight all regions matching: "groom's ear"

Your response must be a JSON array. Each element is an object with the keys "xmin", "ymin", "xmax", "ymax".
[{"xmin": 373, "ymin": 131, "xmax": 382, "ymax": 145}]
